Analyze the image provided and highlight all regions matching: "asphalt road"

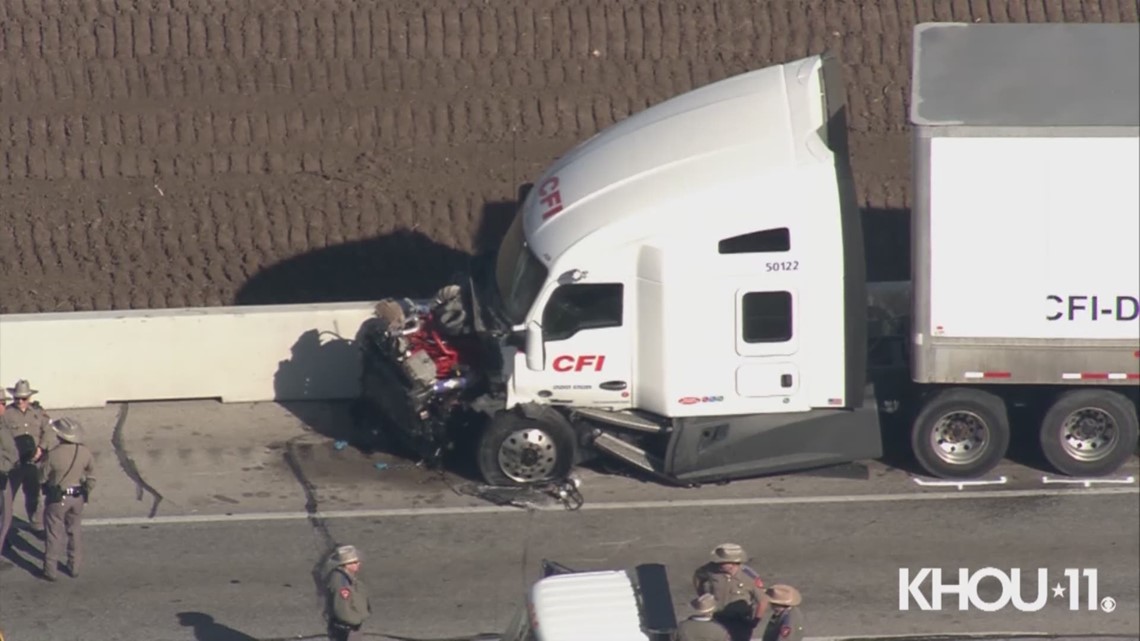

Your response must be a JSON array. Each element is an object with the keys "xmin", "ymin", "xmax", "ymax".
[
  {"xmin": 1, "ymin": 492, "xmax": 1138, "ymax": 640},
  {"xmin": 0, "ymin": 400, "xmax": 1138, "ymax": 640}
]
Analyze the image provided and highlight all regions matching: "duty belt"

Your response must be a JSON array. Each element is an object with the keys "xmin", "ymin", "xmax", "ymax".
[{"xmin": 62, "ymin": 486, "xmax": 84, "ymax": 497}]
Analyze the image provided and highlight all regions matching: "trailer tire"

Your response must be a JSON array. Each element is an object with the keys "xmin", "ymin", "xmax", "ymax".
[
  {"xmin": 477, "ymin": 406, "xmax": 576, "ymax": 486},
  {"xmin": 910, "ymin": 388, "xmax": 1010, "ymax": 479},
  {"xmin": 1039, "ymin": 389, "xmax": 1139, "ymax": 478}
]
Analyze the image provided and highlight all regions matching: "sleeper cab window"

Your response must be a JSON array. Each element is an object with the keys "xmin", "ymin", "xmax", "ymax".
[
  {"xmin": 741, "ymin": 291, "xmax": 793, "ymax": 343},
  {"xmin": 718, "ymin": 227, "xmax": 790, "ymax": 254},
  {"xmin": 542, "ymin": 283, "xmax": 624, "ymax": 341}
]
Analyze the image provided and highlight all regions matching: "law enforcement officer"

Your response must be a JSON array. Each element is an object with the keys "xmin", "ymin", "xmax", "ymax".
[
  {"xmin": 0, "ymin": 387, "xmax": 20, "ymax": 554},
  {"xmin": 325, "ymin": 544, "xmax": 371, "ymax": 640},
  {"xmin": 0, "ymin": 380, "xmax": 54, "ymax": 534},
  {"xmin": 761, "ymin": 585, "xmax": 805, "ymax": 641},
  {"xmin": 675, "ymin": 593, "xmax": 730, "ymax": 641},
  {"xmin": 693, "ymin": 543, "xmax": 768, "ymax": 641},
  {"xmin": 39, "ymin": 417, "xmax": 96, "ymax": 581}
]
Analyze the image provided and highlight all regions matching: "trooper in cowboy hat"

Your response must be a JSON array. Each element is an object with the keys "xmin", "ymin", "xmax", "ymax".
[
  {"xmin": 692, "ymin": 543, "xmax": 769, "ymax": 641},
  {"xmin": 760, "ymin": 585, "xmax": 805, "ymax": 641},
  {"xmin": 0, "ymin": 379, "xmax": 53, "ymax": 534},
  {"xmin": 324, "ymin": 544, "xmax": 372, "ymax": 640},
  {"xmin": 675, "ymin": 593, "xmax": 731, "ymax": 641},
  {"xmin": 0, "ymin": 386, "xmax": 20, "ymax": 555},
  {"xmin": 39, "ymin": 417, "xmax": 97, "ymax": 581}
]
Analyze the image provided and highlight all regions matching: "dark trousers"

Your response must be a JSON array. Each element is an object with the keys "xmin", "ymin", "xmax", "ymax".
[
  {"xmin": 9, "ymin": 463, "xmax": 42, "ymax": 530},
  {"xmin": 0, "ymin": 474, "xmax": 13, "ymax": 550},
  {"xmin": 43, "ymin": 494, "xmax": 84, "ymax": 574}
]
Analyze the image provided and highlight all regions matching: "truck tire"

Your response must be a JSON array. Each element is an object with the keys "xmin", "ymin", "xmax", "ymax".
[
  {"xmin": 1038, "ymin": 389, "xmax": 1139, "ymax": 478},
  {"xmin": 476, "ymin": 406, "xmax": 576, "ymax": 486},
  {"xmin": 910, "ymin": 388, "xmax": 1010, "ymax": 479}
]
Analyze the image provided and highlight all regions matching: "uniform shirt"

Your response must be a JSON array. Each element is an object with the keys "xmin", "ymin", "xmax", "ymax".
[
  {"xmin": 0, "ymin": 422, "xmax": 18, "ymax": 472},
  {"xmin": 0, "ymin": 403, "xmax": 54, "ymax": 452},
  {"xmin": 39, "ymin": 442, "xmax": 96, "ymax": 492},
  {"xmin": 694, "ymin": 564, "xmax": 765, "ymax": 619},
  {"xmin": 327, "ymin": 567, "xmax": 371, "ymax": 626},
  {"xmin": 675, "ymin": 615, "xmax": 730, "ymax": 641},
  {"xmin": 762, "ymin": 606, "xmax": 805, "ymax": 641}
]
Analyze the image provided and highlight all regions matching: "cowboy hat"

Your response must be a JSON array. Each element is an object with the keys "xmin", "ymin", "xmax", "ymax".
[
  {"xmin": 331, "ymin": 544, "xmax": 361, "ymax": 566},
  {"xmin": 766, "ymin": 584, "xmax": 802, "ymax": 607},
  {"xmin": 690, "ymin": 593, "xmax": 716, "ymax": 614},
  {"xmin": 51, "ymin": 417, "xmax": 84, "ymax": 444},
  {"xmin": 6, "ymin": 380, "xmax": 37, "ymax": 398},
  {"xmin": 709, "ymin": 542, "xmax": 748, "ymax": 564}
]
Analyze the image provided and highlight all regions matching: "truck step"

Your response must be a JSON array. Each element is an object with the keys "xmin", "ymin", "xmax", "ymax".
[
  {"xmin": 573, "ymin": 407, "xmax": 667, "ymax": 434},
  {"xmin": 591, "ymin": 432, "xmax": 666, "ymax": 475}
]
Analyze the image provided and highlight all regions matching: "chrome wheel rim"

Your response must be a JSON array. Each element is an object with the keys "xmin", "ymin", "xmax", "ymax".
[
  {"xmin": 1059, "ymin": 407, "xmax": 1118, "ymax": 462},
  {"xmin": 929, "ymin": 410, "xmax": 989, "ymax": 465},
  {"xmin": 497, "ymin": 428, "xmax": 558, "ymax": 482}
]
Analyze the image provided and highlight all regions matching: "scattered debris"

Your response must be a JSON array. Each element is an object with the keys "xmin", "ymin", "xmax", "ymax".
[{"xmin": 453, "ymin": 474, "xmax": 584, "ymax": 511}]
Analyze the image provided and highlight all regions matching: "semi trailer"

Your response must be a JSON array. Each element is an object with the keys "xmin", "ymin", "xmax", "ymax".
[{"xmin": 356, "ymin": 22, "xmax": 1140, "ymax": 487}]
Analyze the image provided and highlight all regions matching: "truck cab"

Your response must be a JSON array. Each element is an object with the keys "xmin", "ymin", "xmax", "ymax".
[
  {"xmin": 497, "ymin": 52, "xmax": 865, "ymax": 418},
  {"xmin": 358, "ymin": 50, "xmax": 885, "ymax": 487},
  {"xmin": 466, "ymin": 51, "xmax": 883, "ymax": 485}
]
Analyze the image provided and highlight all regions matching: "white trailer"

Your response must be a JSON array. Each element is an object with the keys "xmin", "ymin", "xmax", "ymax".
[
  {"xmin": 357, "ymin": 22, "xmax": 1139, "ymax": 486},
  {"xmin": 905, "ymin": 22, "xmax": 1140, "ymax": 477}
]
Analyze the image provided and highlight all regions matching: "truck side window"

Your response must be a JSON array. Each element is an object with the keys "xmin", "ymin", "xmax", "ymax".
[
  {"xmin": 719, "ymin": 227, "xmax": 790, "ymax": 254},
  {"xmin": 542, "ymin": 284, "xmax": 623, "ymax": 342},
  {"xmin": 741, "ymin": 291, "xmax": 792, "ymax": 343}
]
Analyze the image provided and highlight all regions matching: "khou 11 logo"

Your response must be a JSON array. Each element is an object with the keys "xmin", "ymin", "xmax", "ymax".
[{"xmin": 899, "ymin": 568, "xmax": 1117, "ymax": 613}]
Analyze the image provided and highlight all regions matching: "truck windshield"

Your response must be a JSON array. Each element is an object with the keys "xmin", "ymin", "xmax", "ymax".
[{"xmin": 494, "ymin": 209, "xmax": 548, "ymax": 326}]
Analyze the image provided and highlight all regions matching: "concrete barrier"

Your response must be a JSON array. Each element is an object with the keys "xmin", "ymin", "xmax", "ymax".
[{"xmin": 0, "ymin": 302, "xmax": 378, "ymax": 409}]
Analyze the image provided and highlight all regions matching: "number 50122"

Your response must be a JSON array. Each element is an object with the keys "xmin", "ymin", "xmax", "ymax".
[{"xmin": 765, "ymin": 260, "xmax": 799, "ymax": 272}]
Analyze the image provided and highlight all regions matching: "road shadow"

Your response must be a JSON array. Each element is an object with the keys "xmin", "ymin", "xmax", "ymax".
[
  {"xmin": 176, "ymin": 612, "xmax": 258, "ymax": 641},
  {"xmin": 1, "ymin": 524, "xmax": 44, "ymax": 577}
]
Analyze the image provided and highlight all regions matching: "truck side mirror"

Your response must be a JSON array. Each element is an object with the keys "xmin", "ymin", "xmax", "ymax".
[{"xmin": 525, "ymin": 320, "xmax": 545, "ymax": 371}]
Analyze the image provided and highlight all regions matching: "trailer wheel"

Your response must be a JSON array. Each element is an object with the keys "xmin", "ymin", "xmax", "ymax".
[
  {"xmin": 1039, "ymin": 389, "xmax": 1138, "ymax": 478},
  {"xmin": 476, "ymin": 406, "xmax": 576, "ymax": 486},
  {"xmin": 910, "ymin": 388, "xmax": 1010, "ymax": 479}
]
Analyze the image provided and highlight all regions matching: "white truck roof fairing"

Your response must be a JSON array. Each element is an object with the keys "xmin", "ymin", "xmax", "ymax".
[
  {"xmin": 520, "ymin": 54, "xmax": 836, "ymax": 265},
  {"xmin": 528, "ymin": 570, "xmax": 649, "ymax": 641}
]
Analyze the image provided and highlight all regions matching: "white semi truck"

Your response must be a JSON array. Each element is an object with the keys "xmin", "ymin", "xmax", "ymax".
[{"xmin": 357, "ymin": 22, "xmax": 1140, "ymax": 486}]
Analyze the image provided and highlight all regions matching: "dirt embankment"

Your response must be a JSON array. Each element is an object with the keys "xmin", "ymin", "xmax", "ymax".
[{"xmin": 1, "ymin": 0, "xmax": 1134, "ymax": 313}]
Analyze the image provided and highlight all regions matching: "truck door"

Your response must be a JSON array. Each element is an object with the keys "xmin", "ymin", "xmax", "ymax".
[
  {"xmin": 515, "ymin": 282, "xmax": 634, "ymax": 408},
  {"xmin": 730, "ymin": 268, "xmax": 809, "ymax": 412}
]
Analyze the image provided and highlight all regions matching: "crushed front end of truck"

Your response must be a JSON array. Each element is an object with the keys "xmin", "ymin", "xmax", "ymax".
[{"xmin": 355, "ymin": 282, "xmax": 504, "ymax": 469}]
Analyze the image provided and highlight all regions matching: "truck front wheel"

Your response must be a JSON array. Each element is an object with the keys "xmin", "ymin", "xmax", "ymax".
[
  {"xmin": 910, "ymin": 388, "xmax": 1010, "ymax": 479},
  {"xmin": 1039, "ymin": 389, "xmax": 1138, "ymax": 478},
  {"xmin": 476, "ymin": 407, "xmax": 576, "ymax": 486}
]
